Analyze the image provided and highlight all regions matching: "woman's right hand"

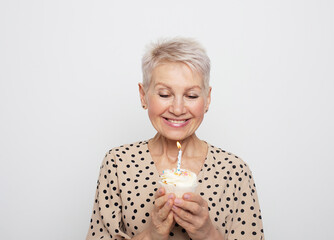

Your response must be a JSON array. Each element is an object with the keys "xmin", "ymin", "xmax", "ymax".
[{"xmin": 147, "ymin": 187, "xmax": 175, "ymax": 240}]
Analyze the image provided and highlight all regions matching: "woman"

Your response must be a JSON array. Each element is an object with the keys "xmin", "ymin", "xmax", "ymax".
[{"xmin": 86, "ymin": 38, "xmax": 264, "ymax": 240}]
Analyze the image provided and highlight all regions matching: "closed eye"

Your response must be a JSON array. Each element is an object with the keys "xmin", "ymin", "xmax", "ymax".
[
  {"xmin": 187, "ymin": 95, "xmax": 199, "ymax": 99},
  {"xmin": 159, "ymin": 94, "xmax": 170, "ymax": 98}
]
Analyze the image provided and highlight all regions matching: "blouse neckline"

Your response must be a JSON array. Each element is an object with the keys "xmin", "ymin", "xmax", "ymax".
[{"xmin": 143, "ymin": 139, "xmax": 210, "ymax": 187}]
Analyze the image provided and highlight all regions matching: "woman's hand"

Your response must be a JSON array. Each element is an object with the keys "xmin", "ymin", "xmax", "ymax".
[
  {"xmin": 146, "ymin": 187, "xmax": 175, "ymax": 240},
  {"xmin": 171, "ymin": 193, "xmax": 223, "ymax": 240}
]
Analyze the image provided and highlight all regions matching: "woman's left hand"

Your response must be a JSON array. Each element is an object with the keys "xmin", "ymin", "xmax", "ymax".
[{"xmin": 171, "ymin": 193, "xmax": 222, "ymax": 240}]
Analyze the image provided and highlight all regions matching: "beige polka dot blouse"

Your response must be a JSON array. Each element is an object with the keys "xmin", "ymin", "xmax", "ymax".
[{"xmin": 86, "ymin": 141, "xmax": 265, "ymax": 239}]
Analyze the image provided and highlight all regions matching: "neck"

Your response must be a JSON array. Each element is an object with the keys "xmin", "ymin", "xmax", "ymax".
[{"xmin": 149, "ymin": 133, "xmax": 203, "ymax": 164}]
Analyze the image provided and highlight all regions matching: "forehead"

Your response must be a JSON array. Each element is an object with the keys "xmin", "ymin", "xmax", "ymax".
[{"xmin": 151, "ymin": 62, "xmax": 204, "ymax": 88}]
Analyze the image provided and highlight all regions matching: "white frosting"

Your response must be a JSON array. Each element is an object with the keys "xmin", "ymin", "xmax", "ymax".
[{"xmin": 160, "ymin": 168, "xmax": 197, "ymax": 187}]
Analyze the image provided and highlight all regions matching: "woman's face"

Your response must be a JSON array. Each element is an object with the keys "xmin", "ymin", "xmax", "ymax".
[{"xmin": 139, "ymin": 62, "xmax": 211, "ymax": 141}]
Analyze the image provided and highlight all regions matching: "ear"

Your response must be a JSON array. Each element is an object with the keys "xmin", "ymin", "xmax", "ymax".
[
  {"xmin": 138, "ymin": 83, "xmax": 148, "ymax": 108},
  {"xmin": 205, "ymin": 87, "xmax": 212, "ymax": 113}
]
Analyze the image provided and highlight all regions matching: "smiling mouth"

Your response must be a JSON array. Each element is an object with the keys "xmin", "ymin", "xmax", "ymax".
[{"xmin": 163, "ymin": 118, "xmax": 189, "ymax": 123}]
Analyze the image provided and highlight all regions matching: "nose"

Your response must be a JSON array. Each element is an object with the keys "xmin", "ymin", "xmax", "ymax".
[{"xmin": 169, "ymin": 96, "xmax": 186, "ymax": 116}]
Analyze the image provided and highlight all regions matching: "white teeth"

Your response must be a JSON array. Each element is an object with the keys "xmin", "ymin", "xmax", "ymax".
[{"xmin": 168, "ymin": 119, "xmax": 186, "ymax": 123}]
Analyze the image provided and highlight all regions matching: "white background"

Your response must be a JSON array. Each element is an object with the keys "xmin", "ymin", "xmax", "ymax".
[{"xmin": 1, "ymin": 0, "xmax": 333, "ymax": 239}]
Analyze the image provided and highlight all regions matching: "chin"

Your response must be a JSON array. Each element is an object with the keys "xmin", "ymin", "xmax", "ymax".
[{"xmin": 160, "ymin": 131, "xmax": 193, "ymax": 141}]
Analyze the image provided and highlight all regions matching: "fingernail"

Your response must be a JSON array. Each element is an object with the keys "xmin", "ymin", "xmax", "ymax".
[
  {"xmin": 174, "ymin": 198, "xmax": 181, "ymax": 205},
  {"xmin": 183, "ymin": 194, "xmax": 190, "ymax": 200},
  {"xmin": 168, "ymin": 194, "xmax": 174, "ymax": 199},
  {"xmin": 159, "ymin": 188, "xmax": 163, "ymax": 194}
]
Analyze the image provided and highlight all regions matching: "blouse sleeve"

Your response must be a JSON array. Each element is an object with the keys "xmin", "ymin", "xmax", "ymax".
[
  {"xmin": 86, "ymin": 151, "xmax": 130, "ymax": 240},
  {"xmin": 225, "ymin": 163, "xmax": 265, "ymax": 240}
]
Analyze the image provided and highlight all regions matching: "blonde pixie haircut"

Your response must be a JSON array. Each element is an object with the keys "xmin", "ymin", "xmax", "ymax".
[{"xmin": 142, "ymin": 37, "xmax": 211, "ymax": 91}]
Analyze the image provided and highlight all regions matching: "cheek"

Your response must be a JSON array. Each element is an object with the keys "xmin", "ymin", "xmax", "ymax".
[
  {"xmin": 147, "ymin": 97, "xmax": 168, "ymax": 116},
  {"xmin": 189, "ymin": 101, "xmax": 206, "ymax": 116}
]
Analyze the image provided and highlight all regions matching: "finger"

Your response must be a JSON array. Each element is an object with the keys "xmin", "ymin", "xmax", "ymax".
[
  {"xmin": 182, "ymin": 192, "xmax": 205, "ymax": 205},
  {"xmin": 155, "ymin": 187, "xmax": 165, "ymax": 199},
  {"xmin": 166, "ymin": 210, "xmax": 174, "ymax": 226},
  {"xmin": 155, "ymin": 193, "xmax": 175, "ymax": 209},
  {"xmin": 173, "ymin": 197, "xmax": 203, "ymax": 215},
  {"xmin": 153, "ymin": 187, "xmax": 168, "ymax": 209},
  {"xmin": 157, "ymin": 198, "xmax": 174, "ymax": 221},
  {"xmin": 173, "ymin": 208, "xmax": 194, "ymax": 231},
  {"xmin": 172, "ymin": 205, "xmax": 198, "ymax": 223}
]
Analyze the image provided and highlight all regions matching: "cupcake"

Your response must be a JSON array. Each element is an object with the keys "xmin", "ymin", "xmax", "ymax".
[{"xmin": 159, "ymin": 168, "xmax": 198, "ymax": 198}]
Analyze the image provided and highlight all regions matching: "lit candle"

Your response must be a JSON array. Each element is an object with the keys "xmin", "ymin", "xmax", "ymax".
[{"xmin": 176, "ymin": 141, "xmax": 182, "ymax": 172}]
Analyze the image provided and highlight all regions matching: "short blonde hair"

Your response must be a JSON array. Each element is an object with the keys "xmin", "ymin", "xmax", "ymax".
[{"xmin": 142, "ymin": 37, "xmax": 210, "ymax": 91}]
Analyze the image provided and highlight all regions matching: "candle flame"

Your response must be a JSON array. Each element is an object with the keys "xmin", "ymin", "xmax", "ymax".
[{"xmin": 176, "ymin": 141, "xmax": 181, "ymax": 149}]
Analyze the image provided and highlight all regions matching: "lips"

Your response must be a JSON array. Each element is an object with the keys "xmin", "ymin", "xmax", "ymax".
[{"xmin": 163, "ymin": 117, "xmax": 190, "ymax": 127}]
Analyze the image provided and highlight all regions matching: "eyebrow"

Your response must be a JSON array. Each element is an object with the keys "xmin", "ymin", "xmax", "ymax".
[{"xmin": 154, "ymin": 82, "xmax": 202, "ymax": 91}]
